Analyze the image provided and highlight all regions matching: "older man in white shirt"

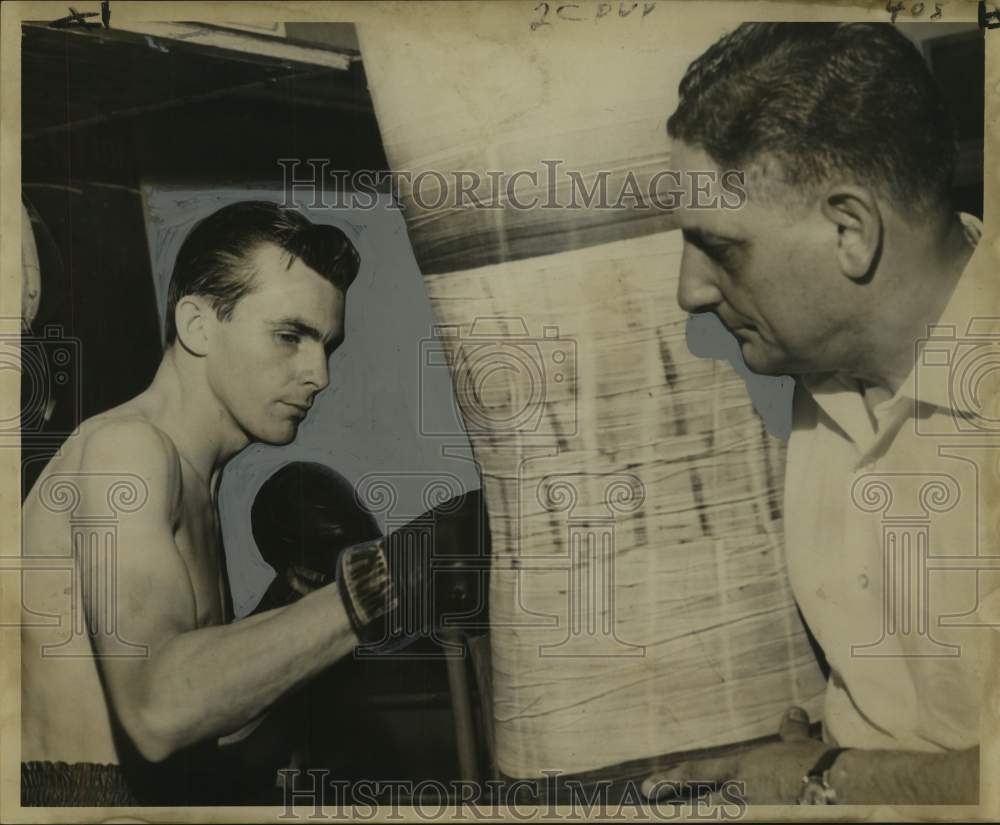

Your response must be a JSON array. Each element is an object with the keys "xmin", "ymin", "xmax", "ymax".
[{"xmin": 643, "ymin": 22, "xmax": 995, "ymax": 805}]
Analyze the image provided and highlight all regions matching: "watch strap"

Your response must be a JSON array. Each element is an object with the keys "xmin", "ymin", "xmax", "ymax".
[
  {"xmin": 798, "ymin": 748, "xmax": 848, "ymax": 805},
  {"xmin": 808, "ymin": 747, "xmax": 847, "ymax": 780}
]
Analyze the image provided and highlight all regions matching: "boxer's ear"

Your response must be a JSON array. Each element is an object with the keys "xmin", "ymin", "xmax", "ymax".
[
  {"xmin": 173, "ymin": 295, "xmax": 211, "ymax": 357},
  {"xmin": 820, "ymin": 184, "xmax": 883, "ymax": 281}
]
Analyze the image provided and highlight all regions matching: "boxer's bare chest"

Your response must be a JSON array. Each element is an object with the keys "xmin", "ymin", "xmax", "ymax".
[{"xmin": 173, "ymin": 468, "xmax": 229, "ymax": 628}]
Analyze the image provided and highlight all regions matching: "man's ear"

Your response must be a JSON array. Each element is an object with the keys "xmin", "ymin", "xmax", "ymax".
[
  {"xmin": 820, "ymin": 185, "xmax": 883, "ymax": 281},
  {"xmin": 173, "ymin": 295, "xmax": 211, "ymax": 356}
]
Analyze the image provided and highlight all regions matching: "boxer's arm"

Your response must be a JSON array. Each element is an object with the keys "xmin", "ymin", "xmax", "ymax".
[{"xmin": 79, "ymin": 421, "xmax": 357, "ymax": 762}]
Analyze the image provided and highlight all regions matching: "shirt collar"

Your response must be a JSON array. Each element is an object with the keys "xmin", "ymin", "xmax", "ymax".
[{"xmin": 800, "ymin": 371, "xmax": 878, "ymax": 448}]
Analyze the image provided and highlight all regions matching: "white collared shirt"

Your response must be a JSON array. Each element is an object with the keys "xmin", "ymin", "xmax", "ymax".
[{"xmin": 784, "ymin": 214, "xmax": 1000, "ymax": 751}]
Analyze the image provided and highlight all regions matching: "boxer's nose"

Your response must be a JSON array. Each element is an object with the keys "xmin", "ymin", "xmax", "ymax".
[{"xmin": 301, "ymin": 342, "xmax": 330, "ymax": 391}]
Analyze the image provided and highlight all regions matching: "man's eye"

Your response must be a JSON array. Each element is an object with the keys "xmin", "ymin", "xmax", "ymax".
[
  {"xmin": 276, "ymin": 332, "xmax": 301, "ymax": 345},
  {"xmin": 705, "ymin": 244, "xmax": 739, "ymax": 267},
  {"xmin": 705, "ymin": 244, "xmax": 732, "ymax": 260}
]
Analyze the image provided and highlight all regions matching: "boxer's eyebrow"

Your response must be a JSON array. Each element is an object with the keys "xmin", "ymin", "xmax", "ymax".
[{"xmin": 270, "ymin": 317, "xmax": 335, "ymax": 345}]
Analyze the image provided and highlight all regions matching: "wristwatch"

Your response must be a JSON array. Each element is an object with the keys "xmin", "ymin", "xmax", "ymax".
[{"xmin": 798, "ymin": 748, "xmax": 848, "ymax": 804}]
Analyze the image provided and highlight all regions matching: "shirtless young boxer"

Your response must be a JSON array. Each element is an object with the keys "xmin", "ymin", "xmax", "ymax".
[{"xmin": 19, "ymin": 201, "xmax": 481, "ymax": 806}]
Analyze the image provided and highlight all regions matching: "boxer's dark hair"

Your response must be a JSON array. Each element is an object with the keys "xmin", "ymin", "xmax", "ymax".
[
  {"xmin": 164, "ymin": 201, "xmax": 360, "ymax": 346},
  {"xmin": 667, "ymin": 23, "xmax": 956, "ymax": 216}
]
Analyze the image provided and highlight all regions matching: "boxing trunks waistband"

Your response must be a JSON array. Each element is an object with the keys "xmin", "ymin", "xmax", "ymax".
[{"xmin": 21, "ymin": 760, "xmax": 138, "ymax": 807}]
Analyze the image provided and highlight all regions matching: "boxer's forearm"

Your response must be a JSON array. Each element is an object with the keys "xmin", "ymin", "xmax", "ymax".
[
  {"xmin": 831, "ymin": 746, "xmax": 978, "ymax": 804},
  {"xmin": 136, "ymin": 584, "xmax": 356, "ymax": 760}
]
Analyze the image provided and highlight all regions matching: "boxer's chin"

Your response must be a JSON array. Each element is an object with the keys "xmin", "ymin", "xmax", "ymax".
[{"xmin": 252, "ymin": 418, "xmax": 300, "ymax": 446}]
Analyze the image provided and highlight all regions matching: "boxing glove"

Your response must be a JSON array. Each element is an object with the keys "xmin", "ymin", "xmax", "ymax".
[
  {"xmin": 250, "ymin": 462, "xmax": 383, "ymax": 612},
  {"xmin": 336, "ymin": 489, "xmax": 491, "ymax": 648},
  {"xmin": 251, "ymin": 462, "xmax": 491, "ymax": 648}
]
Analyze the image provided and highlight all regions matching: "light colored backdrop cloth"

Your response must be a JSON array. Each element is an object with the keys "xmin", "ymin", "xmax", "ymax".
[{"xmin": 359, "ymin": 11, "xmax": 825, "ymax": 778}]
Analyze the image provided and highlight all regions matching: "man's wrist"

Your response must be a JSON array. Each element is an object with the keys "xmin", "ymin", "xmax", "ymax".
[
  {"xmin": 798, "ymin": 747, "xmax": 849, "ymax": 804},
  {"xmin": 827, "ymin": 747, "xmax": 859, "ymax": 804},
  {"xmin": 315, "ymin": 581, "xmax": 366, "ymax": 651}
]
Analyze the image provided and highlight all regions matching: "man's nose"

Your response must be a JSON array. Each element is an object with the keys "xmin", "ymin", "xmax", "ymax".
[
  {"xmin": 676, "ymin": 246, "xmax": 722, "ymax": 314},
  {"xmin": 302, "ymin": 344, "xmax": 330, "ymax": 392}
]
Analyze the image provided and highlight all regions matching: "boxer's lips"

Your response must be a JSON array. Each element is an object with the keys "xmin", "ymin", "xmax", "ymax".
[{"xmin": 281, "ymin": 401, "xmax": 311, "ymax": 416}]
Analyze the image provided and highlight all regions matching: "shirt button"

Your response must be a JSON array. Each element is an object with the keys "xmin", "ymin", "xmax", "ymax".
[{"xmin": 858, "ymin": 574, "xmax": 870, "ymax": 589}]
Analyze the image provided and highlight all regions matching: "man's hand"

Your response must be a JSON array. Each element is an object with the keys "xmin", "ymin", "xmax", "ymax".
[{"xmin": 641, "ymin": 707, "xmax": 828, "ymax": 805}]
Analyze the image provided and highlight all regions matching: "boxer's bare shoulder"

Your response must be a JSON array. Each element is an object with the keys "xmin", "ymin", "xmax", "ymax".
[
  {"xmin": 21, "ymin": 407, "xmax": 220, "ymax": 765},
  {"xmin": 23, "ymin": 410, "xmax": 184, "ymax": 556}
]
